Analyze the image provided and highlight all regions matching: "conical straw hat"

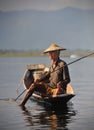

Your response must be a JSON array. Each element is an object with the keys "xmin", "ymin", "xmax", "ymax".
[{"xmin": 43, "ymin": 43, "xmax": 66, "ymax": 53}]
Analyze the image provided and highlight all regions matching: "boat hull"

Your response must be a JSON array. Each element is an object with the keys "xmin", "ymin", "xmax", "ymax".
[
  {"xmin": 44, "ymin": 94, "xmax": 75, "ymax": 105},
  {"xmin": 31, "ymin": 83, "xmax": 75, "ymax": 106},
  {"xmin": 32, "ymin": 93, "xmax": 75, "ymax": 107}
]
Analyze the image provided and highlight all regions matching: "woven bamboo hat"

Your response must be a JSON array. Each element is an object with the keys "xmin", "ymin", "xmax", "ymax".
[{"xmin": 43, "ymin": 43, "xmax": 66, "ymax": 53}]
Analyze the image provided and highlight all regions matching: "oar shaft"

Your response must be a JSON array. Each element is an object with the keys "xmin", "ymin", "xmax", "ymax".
[
  {"xmin": 68, "ymin": 52, "xmax": 94, "ymax": 66},
  {"xmin": 15, "ymin": 89, "xmax": 26, "ymax": 101}
]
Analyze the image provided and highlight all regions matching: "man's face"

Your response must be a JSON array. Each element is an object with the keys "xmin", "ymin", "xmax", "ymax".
[{"xmin": 49, "ymin": 51, "xmax": 59, "ymax": 61}]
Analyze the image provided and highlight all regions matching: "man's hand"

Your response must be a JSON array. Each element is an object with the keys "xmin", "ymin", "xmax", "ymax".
[
  {"xmin": 33, "ymin": 79, "xmax": 39, "ymax": 85},
  {"xmin": 56, "ymin": 81, "xmax": 63, "ymax": 94},
  {"xmin": 57, "ymin": 81, "xmax": 62, "ymax": 88}
]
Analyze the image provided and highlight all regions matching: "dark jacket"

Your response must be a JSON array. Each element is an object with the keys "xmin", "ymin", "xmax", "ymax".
[{"xmin": 49, "ymin": 58, "xmax": 70, "ymax": 89}]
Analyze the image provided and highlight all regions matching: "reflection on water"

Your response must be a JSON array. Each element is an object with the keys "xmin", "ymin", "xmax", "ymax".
[{"xmin": 20, "ymin": 102, "xmax": 77, "ymax": 130}]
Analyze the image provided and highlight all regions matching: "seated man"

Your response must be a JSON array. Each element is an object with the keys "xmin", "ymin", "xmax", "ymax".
[{"xmin": 19, "ymin": 43, "xmax": 71, "ymax": 107}]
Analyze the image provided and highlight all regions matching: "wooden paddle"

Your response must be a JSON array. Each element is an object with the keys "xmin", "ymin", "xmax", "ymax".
[
  {"xmin": 15, "ymin": 52, "xmax": 94, "ymax": 101},
  {"xmin": 67, "ymin": 52, "xmax": 94, "ymax": 66},
  {"xmin": 15, "ymin": 89, "xmax": 26, "ymax": 101}
]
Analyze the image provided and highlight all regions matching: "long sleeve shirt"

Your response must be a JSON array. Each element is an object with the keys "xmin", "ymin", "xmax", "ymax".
[{"xmin": 49, "ymin": 58, "xmax": 70, "ymax": 89}]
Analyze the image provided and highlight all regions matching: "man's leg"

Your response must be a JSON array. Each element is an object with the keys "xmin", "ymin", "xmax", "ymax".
[{"xmin": 19, "ymin": 82, "xmax": 46, "ymax": 107}]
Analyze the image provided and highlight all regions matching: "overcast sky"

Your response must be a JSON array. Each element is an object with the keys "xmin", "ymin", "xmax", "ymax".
[
  {"xmin": 0, "ymin": 0, "xmax": 94, "ymax": 50},
  {"xmin": 0, "ymin": 0, "xmax": 94, "ymax": 12}
]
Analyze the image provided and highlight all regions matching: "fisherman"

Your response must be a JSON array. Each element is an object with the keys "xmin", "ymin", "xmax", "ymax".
[{"xmin": 19, "ymin": 43, "xmax": 71, "ymax": 107}]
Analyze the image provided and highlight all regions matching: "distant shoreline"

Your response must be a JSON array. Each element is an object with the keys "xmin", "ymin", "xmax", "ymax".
[
  {"xmin": 0, "ymin": 52, "xmax": 94, "ymax": 57},
  {"xmin": 0, "ymin": 53, "xmax": 43, "ymax": 57},
  {"xmin": 0, "ymin": 49, "xmax": 94, "ymax": 57}
]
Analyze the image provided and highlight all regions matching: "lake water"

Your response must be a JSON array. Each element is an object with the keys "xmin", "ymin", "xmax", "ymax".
[{"xmin": 0, "ymin": 56, "xmax": 94, "ymax": 130}]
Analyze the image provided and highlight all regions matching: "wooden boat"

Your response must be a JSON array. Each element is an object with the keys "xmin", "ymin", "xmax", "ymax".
[
  {"xmin": 32, "ymin": 84, "xmax": 75, "ymax": 106},
  {"xmin": 24, "ymin": 64, "xmax": 75, "ymax": 106}
]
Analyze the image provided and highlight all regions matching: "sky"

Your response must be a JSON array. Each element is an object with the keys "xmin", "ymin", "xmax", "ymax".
[
  {"xmin": 0, "ymin": 0, "xmax": 94, "ymax": 12},
  {"xmin": 0, "ymin": 0, "xmax": 94, "ymax": 50}
]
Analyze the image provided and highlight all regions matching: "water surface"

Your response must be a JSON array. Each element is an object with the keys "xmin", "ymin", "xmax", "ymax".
[{"xmin": 0, "ymin": 57, "xmax": 94, "ymax": 130}]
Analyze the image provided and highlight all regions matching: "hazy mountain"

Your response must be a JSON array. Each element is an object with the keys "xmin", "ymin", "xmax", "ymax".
[{"xmin": 0, "ymin": 7, "xmax": 94, "ymax": 50}]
